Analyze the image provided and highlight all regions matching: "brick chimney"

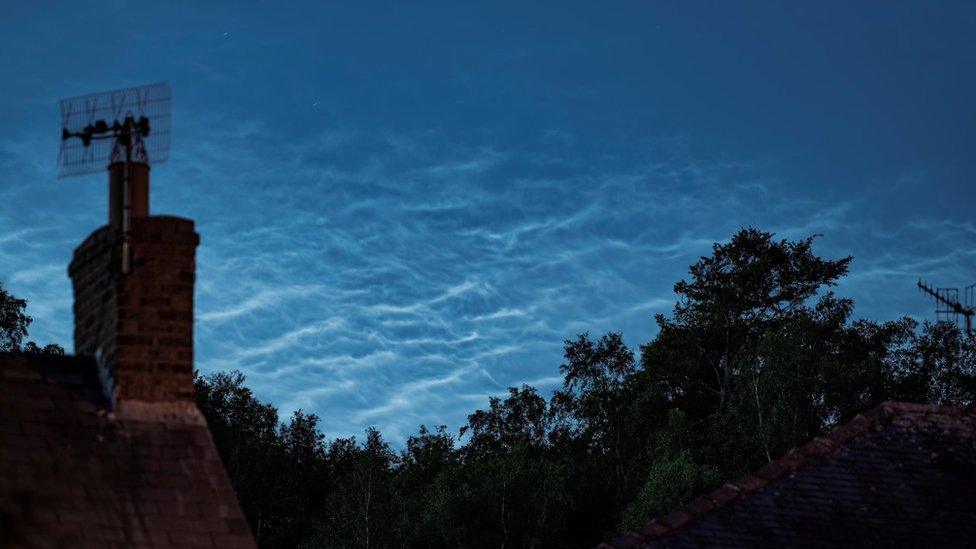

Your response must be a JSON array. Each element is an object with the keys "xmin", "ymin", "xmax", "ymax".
[{"xmin": 68, "ymin": 161, "xmax": 199, "ymax": 406}]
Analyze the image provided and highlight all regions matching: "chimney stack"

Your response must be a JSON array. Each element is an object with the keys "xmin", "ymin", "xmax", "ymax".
[{"xmin": 68, "ymin": 165, "xmax": 198, "ymax": 405}]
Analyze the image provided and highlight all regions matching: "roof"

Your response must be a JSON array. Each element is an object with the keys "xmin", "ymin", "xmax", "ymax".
[
  {"xmin": 606, "ymin": 401, "xmax": 976, "ymax": 548},
  {"xmin": 0, "ymin": 352, "xmax": 255, "ymax": 548}
]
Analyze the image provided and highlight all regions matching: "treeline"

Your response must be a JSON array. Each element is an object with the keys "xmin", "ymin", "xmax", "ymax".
[
  {"xmin": 3, "ymin": 228, "xmax": 975, "ymax": 547},
  {"xmin": 192, "ymin": 228, "xmax": 976, "ymax": 547}
]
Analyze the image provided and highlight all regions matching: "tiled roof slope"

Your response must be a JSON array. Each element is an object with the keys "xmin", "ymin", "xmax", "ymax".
[
  {"xmin": 605, "ymin": 401, "xmax": 976, "ymax": 548},
  {"xmin": 0, "ymin": 352, "xmax": 256, "ymax": 548}
]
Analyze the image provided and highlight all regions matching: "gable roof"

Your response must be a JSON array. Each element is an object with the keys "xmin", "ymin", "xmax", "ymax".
[
  {"xmin": 604, "ymin": 401, "xmax": 976, "ymax": 548},
  {"xmin": 0, "ymin": 351, "xmax": 255, "ymax": 548}
]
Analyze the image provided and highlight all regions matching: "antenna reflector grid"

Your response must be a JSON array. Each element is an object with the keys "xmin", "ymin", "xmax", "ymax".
[{"xmin": 58, "ymin": 83, "xmax": 171, "ymax": 178}]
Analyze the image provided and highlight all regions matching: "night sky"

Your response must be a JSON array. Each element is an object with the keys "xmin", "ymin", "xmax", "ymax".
[{"xmin": 2, "ymin": 1, "xmax": 975, "ymax": 444}]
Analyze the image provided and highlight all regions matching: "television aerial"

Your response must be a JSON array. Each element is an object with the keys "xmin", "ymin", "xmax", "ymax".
[
  {"xmin": 917, "ymin": 279, "xmax": 975, "ymax": 337},
  {"xmin": 58, "ymin": 83, "xmax": 171, "ymax": 273}
]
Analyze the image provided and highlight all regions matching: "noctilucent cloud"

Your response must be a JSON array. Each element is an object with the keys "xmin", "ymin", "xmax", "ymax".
[{"xmin": 1, "ymin": 2, "xmax": 974, "ymax": 444}]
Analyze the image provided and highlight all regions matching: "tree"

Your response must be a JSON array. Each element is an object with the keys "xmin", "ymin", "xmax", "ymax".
[
  {"xmin": 549, "ymin": 332, "xmax": 654, "ymax": 541},
  {"xmin": 620, "ymin": 450, "xmax": 712, "ymax": 531},
  {"xmin": 462, "ymin": 385, "xmax": 550, "ymax": 459},
  {"xmin": 319, "ymin": 429, "xmax": 398, "ymax": 549},
  {"xmin": 0, "ymin": 282, "xmax": 33, "ymax": 352},
  {"xmin": 425, "ymin": 386, "xmax": 571, "ymax": 548},
  {"xmin": 277, "ymin": 411, "xmax": 329, "ymax": 546},
  {"xmin": 645, "ymin": 228, "xmax": 852, "ymax": 414},
  {"xmin": 552, "ymin": 332, "xmax": 636, "ymax": 445},
  {"xmin": 893, "ymin": 320, "xmax": 976, "ymax": 406},
  {"xmin": 633, "ymin": 228, "xmax": 976, "ymax": 522},
  {"xmin": 0, "ymin": 281, "xmax": 64, "ymax": 354},
  {"xmin": 394, "ymin": 425, "xmax": 458, "ymax": 547}
]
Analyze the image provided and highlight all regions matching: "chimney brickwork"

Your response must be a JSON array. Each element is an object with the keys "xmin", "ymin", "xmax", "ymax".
[{"xmin": 68, "ymin": 215, "xmax": 199, "ymax": 403}]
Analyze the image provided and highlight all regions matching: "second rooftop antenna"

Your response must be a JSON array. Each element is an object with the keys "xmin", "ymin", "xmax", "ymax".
[{"xmin": 918, "ymin": 279, "xmax": 975, "ymax": 337}]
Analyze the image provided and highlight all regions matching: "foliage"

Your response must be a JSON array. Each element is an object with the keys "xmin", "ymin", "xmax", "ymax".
[
  {"xmin": 619, "ymin": 450, "xmax": 715, "ymax": 531},
  {"xmin": 5, "ymin": 228, "xmax": 976, "ymax": 547},
  {"xmin": 0, "ymin": 283, "xmax": 30, "ymax": 352},
  {"xmin": 162, "ymin": 229, "xmax": 976, "ymax": 546},
  {"xmin": 0, "ymin": 281, "xmax": 64, "ymax": 355},
  {"xmin": 197, "ymin": 228, "xmax": 969, "ymax": 548}
]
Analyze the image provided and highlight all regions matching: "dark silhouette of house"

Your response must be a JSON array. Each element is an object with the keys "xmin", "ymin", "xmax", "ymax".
[
  {"xmin": 604, "ymin": 401, "xmax": 976, "ymax": 548},
  {"xmin": 0, "ymin": 162, "xmax": 255, "ymax": 548}
]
